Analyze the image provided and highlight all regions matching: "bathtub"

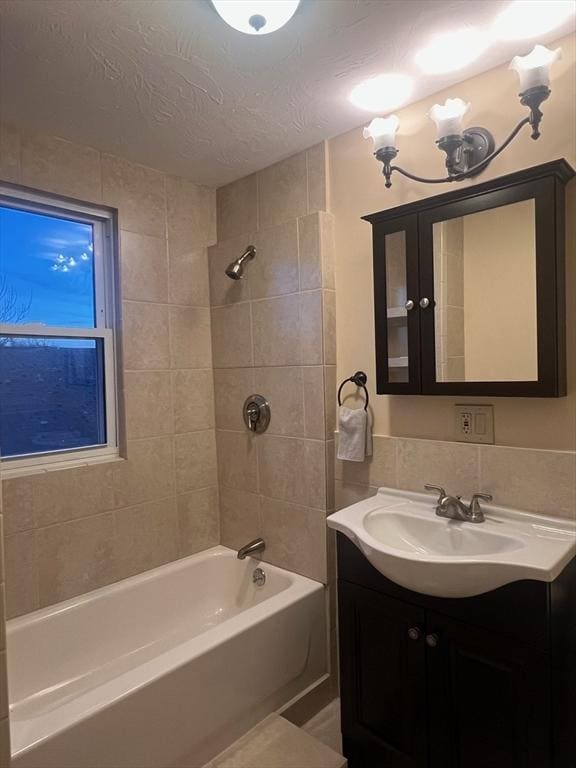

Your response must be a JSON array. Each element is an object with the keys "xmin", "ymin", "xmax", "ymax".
[{"xmin": 7, "ymin": 546, "xmax": 327, "ymax": 768}]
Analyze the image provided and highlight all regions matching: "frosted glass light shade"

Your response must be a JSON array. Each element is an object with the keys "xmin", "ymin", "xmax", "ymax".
[
  {"xmin": 211, "ymin": 0, "xmax": 300, "ymax": 35},
  {"xmin": 429, "ymin": 98, "xmax": 470, "ymax": 140},
  {"xmin": 363, "ymin": 116, "xmax": 400, "ymax": 151},
  {"xmin": 510, "ymin": 45, "xmax": 562, "ymax": 92}
]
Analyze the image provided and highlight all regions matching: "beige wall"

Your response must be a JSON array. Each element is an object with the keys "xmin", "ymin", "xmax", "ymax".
[
  {"xmin": 0, "ymin": 123, "xmax": 219, "ymax": 618},
  {"xmin": 210, "ymin": 144, "xmax": 336, "ymax": 584},
  {"xmin": 329, "ymin": 33, "xmax": 576, "ymax": 450}
]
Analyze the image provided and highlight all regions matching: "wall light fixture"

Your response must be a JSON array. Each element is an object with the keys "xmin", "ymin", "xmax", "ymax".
[{"xmin": 365, "ymin": 44, "xmax": 562, "ymax": 189}]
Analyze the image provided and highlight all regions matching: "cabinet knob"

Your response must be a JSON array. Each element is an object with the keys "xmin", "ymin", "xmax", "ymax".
[
  {"xmin": 425, "ymin": 633, "xmax": 439, "ymax": 648},
  {"xmin": 404, "ymin": 299, "xmax": 415, "ymax": 311},
  {"xmin": 407, "ymin": 627, "xmax": 422, "ymax": 641},
  {"xmin": 419, "ymin": 297, "xmax": 430, "ymax": 309}
]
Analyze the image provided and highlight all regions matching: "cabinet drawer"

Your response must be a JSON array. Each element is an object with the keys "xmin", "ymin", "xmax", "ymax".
[{"xmin": 337, "ymin": 533, "xmax": 550, "ymax": 651}]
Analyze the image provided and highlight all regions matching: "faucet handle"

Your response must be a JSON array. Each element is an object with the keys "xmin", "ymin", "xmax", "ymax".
[
  {"xmin": 468, "ymin": 492, "xmax": 493, "ymax": 521},
  {"xmin": 424, "ymin": 484, "xmax": 447, "ymax": 504}
]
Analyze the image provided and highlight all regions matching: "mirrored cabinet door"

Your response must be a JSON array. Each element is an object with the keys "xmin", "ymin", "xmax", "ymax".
[{"xmin": 372, "ymin": 215, "xmax": 420, "ymax": 393}]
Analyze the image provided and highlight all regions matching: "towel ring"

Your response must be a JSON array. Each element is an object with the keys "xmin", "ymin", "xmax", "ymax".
[{"xmin": 338, "ymin": 371, "xmax": 369, "ymax": 411}]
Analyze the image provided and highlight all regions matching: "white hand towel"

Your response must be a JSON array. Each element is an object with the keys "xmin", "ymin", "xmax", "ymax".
[{"xmin": 337, "ymin": 406, "xmax": 372, "ymax": 462}]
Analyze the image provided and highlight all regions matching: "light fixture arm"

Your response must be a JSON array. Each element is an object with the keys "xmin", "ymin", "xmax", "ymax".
[{"xmin": 374, "ymin": 85, "xmax": 549, "ymax": 189}]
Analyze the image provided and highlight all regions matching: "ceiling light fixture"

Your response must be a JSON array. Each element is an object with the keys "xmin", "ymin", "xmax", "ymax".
[
  {"xmin": 493, "ymin": 0, "xmax": 575, "ymax": 41},
  {"xmin": 365, "ymin": 45, "xmax": 561, "ymax": 189},
  {"xmin": 415, "ymin": 28, "xmax": 491, "ymax": 74},
  {"xmin": 349, "ymin": 74, "xmax": 414, "ymax": 113},
  {"xmin": 210, "ymin": 0, "xmax": 300, "ymax": 35}
]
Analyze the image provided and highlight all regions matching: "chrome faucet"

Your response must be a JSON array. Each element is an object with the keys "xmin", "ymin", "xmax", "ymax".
[
  {"xmin": 237, "ymin": 538, "xmax": 266, "ymax": 560},
  {"xmin": 424, "ymin": 485, "xmax": 493, "ymax": 524}
]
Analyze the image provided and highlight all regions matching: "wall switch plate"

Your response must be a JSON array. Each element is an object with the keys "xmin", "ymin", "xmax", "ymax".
[{"xmin": 455, "ymin": 405, "xmax": 494, "ymax": 444}]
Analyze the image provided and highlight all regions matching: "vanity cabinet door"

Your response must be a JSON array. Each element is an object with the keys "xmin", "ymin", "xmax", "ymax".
[
  {"xmin": 426, "ymin": 612, "xmax": 551, "ymax": 768},
  {"xmin": 372, "ymin": 215, "xmax": 421, "ymax": 394},
  {"xmin": 338, "ymin": 581, "xmax": 428, "ymax": 768}
]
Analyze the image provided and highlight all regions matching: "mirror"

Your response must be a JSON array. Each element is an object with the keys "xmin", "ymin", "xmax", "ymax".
[{"xmin": 433, "ymin": 199, "xmax": 537, "ymax": 383}]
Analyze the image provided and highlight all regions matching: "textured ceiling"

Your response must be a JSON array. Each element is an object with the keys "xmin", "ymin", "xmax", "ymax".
[{"xmin": 0, "ymin": 0, "xmax": 574, "ymax": 186}]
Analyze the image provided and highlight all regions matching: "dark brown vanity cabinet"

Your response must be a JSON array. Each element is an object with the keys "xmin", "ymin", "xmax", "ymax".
[
  {"xmin": 365, "ymin": 160, "xmax": 574, "ymax": 397},
  {"xmin": 337, "ymin": 535, "xmax": 576, "ymax": 768}
]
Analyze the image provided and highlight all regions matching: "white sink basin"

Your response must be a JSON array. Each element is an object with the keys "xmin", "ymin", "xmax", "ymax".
[{"xmin": 327, "ymin": 487, "xmax": 576, "ymax": 598}]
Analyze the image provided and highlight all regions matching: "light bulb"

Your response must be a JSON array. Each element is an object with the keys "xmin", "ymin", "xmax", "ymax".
[
  {"xmin": 210, "ymin": 1, "xmax": 300, "ymax": 35},
  {"xmin": 493, "ymin": 1, "xmax": 575, "ymax": 41},
  {"xmin": 349, "ymin": 74, "xmax": 413, "ymax": 113},
  {"xmin": 510, "ymin": 45, "xmax": 562, "ymax": 92},
  {"xmin": 363, "ymin": 116, "xmax": 400, "ymax": 151},
  {"xmin": 415, "ymin": 28, "xmax": 491, "ymax": 75},
  {"xmin": 429, "ymin": 98, "xmax": 470, "ymax": 140}
]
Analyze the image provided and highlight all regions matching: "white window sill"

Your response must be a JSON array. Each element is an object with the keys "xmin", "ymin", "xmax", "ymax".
[{"xmin": 0, "ymin": 449, "xmax": 124, "ymax": 480}]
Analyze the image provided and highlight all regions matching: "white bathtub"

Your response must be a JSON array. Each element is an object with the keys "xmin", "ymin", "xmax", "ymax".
[{"xmin": 7, "ymin": 545, "xmax": 327, "ymax": 768}]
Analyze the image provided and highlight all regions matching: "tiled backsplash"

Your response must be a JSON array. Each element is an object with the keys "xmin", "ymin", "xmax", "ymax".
[{"xmin": 336, "ymin": 434, "xmax": 576, "ymax": 520}]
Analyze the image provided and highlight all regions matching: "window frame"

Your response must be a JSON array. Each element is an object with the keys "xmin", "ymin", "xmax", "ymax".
[{"xmin": 0, "ymin": 183, "xmax": 120, "ymax": 471}]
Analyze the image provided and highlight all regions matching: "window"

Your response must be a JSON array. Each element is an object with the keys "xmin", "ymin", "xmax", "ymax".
[{"xmin": 0, "ymin": 185, "xmax": 118, "ymax": 467}]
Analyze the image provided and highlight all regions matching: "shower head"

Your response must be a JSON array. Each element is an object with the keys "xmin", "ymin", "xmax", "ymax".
[{"xmin": 225, "ymin": 245, "xmax": 256, "ymax": 280}]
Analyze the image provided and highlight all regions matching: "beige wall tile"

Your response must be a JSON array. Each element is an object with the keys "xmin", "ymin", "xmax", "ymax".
[
  {"xmin": 307, "ymin": 142, "xmax": 328, "ymax": 214},
  {"xmin": 172, "ymin": 369, "xmax": 215, "ymax": 433},
  {"xmin": 0, "ymin": 652, "xmax": 7, "ymax": 720},
  {"xmin": 124, "ymin": 371, "xmax": 174, "ymax": 439},
  {"xmin": 396, "ymin": 437, "xmax": 479, "ymax": 499},
  {"xmin": 169, "ymin": 248, "xmax": 210, "ymax": 307},
  {"xmin": 2, "ymin": 476, "xmax": 34, "ymax": 535},
  {"xmin": 298, "ymin": 213, "xmax": 322, "ymax": 290},
  {"xmin": 208, "ymin": 234, "xmax": 253, "ymax": 306},
  {"xmin": 260, "ymin": 498, "xmax": 327, "ymax": 582},
  {"xmin": 177, "ymin": 486, "xmax": 219, "ymax": 556},
  {"xmin": 213, "ymin": 367, "xmax": 255, "ymax": 431},
  {"xmin": 320, "ymin": 212, "xmax": 336, "ymax": 289},
  {"xmin": 36, "ymin": 513, "xmax": 116, "ymax": 606},
  {"xmin": 211, "ymin": 303, "xmax": 253, "ymax": 368},
  {"xmin": 21, "ymin": 132, "xmax": 102, "ymax": 201},
  {"xmin": 113, "ymin": 437, "xmax": 175, "ymax": 508},
  {"xmin": 252, "ymin": 294, "xmax": 300, "ymax": 367},
  {"xmin": 324, "ymin": 365, "xmax": 337, "ymax": 437},
  {"xmin": 303, "ymin": 366, "xmax": 326, "ymax": 439},
  {"xmin": 252, "ymin": 292, "xmax": 322, "ymax": 367},
  {"xmin": 216, "ymin": 431, "xmax": 258, "ymax": 492},
  {"xmin": 480, "ymin": 446, "xmax": 576, "ymax": 518},
  {"xmin": 174, "ymin": 430, "xmax": 217, "ymax": 493},
  {"xmin": 217, "ymin": 174, "xmax": 258, "ymax": 241},
  {"xmin": 5, "ymin": 531, "xmax": 38, "ymax": 618},
  {"xmin": 213, "ymin": 368, "xmax": 255, "ymax": 431},
  {"xmin": 325, "ymin": 439, "xmax": 335, "ymax": 512},
  {"xmin": 258, "ymin": 152, "xmax": 307, "ymax": 229},
  {"xmin": 258, "ymin": 436, "xmax": 326, "ymax": 510},
  {"xmin": 24, "ymin": 463, "xmax": 115, "ymax": 529},
  {"xmin": 115, "ymin": 498, "xmax": 179, "ymax": 580},
  {"xmin": 322, "ymin": 290, "xmax": 336, "ymax": 365},
  {"xmin": 251, "ymin": 220, "xmax": 299, "ymax": 299},
  {"xmin": 166, "ymin": 175, "xmax": 215, "ymax": 254},
  {"xmin": 102, "ymin": 153, "xmax": 166, "ymax": 238},
  {"xmin": 120, "ymin": 231, "xmax": 168, "ymax": 303},
  {"xmin": 169, "ymin": 306, "xmax": 212, "ymax": 369},
  {"xmin": 255, "ymin": 366, "xmax": 305, "ymax": 437},
  {"xmin": 219, "ymin": 487, "xmax": 262, "ymax": 550},
  {"xmin": 0, "ymin": 587, "xmax": 6, "ymax": 649},
  {"xmin": 0, "ymin": 122, "xmax": 21, "ymax": 183},
  {"xmin": 335, "ymin": 434, "xmax": 397, "ymax": 489},
  {"xmin": 335, "ymin": 480, "xmax": 378, "ymax": 511},
  {"xmin": 122, "ymin": 301, "xmax": 170, "ymax": 370}
]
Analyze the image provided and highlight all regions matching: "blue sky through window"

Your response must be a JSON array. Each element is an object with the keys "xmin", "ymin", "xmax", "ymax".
[{"xmin": 0, "ymin": 206, "xmax": 95, "ymax": 328}]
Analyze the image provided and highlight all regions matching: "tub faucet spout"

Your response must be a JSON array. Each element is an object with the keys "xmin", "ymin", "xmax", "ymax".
[{"xmin": 237, "ymin": 538, "xmax": 265, "ymax": 560}]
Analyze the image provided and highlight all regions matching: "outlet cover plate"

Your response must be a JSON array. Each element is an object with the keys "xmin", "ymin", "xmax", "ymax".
[{"xmin": 455, "ymin": 405, "xmax": 494, "ymax": 444}]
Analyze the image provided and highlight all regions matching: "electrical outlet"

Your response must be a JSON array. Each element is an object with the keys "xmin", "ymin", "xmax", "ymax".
[{"xmin": 455, "ymin": 405, "xmax": 494, "ymax": 444}]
